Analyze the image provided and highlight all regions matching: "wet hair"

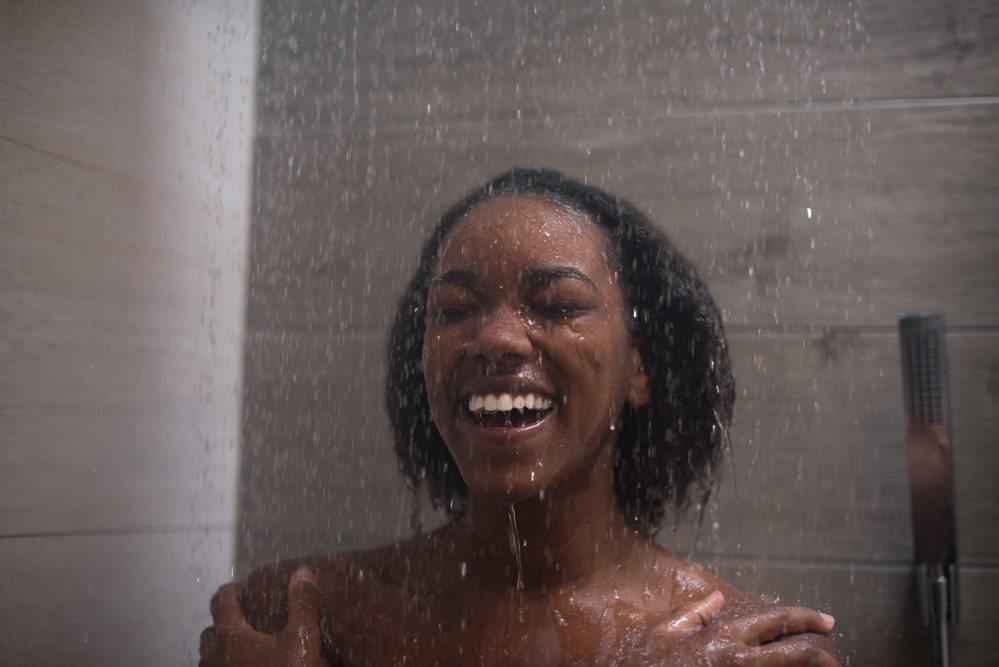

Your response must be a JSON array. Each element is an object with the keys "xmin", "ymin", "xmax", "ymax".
[{"xmin": 385, "ymin": 167, "xmax": 735, "ymax": 535}]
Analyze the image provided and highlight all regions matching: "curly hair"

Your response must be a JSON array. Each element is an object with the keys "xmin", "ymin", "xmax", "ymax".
[{"xmin": 385, "ymin": 167, "xmax": 735, "ymax": 535}]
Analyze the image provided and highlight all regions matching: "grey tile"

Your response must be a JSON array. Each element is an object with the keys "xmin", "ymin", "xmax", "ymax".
[
  {"xmin": 237, "ymin": 330, "xmax": 421, "ymax": 571},
  {"xmin": 237, "ymin": 330, "xmax": 999, "ymax": 568},
  {"xmin": 667, "ymin": 332, "xmax": 999, "ymax": 564},
  {"xmin": 700, "ymin": 561, "xmax": 999, "ymax": 667},
  {"xmin": 0, "ymin": 528, "xmax": 232, "ymax": 666},
  {"xmin": 247, "ymin": 103, "xmax": 999, "ymax": 332},
  {"xmin": 257, "ymin": 0, "xmax": 999, "ymax": 133}
]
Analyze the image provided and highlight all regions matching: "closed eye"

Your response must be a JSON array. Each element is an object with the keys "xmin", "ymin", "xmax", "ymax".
[
  {"xmin": 534, "ymin": 302, "xmax": 592, "ymax": 319},
  {"xmin": 432, "ymin": 306, "xmax": 475, "ymax": 323}
]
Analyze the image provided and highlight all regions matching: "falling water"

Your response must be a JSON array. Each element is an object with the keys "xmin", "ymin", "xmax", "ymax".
[{"xmin": 507, "ymin": 505, "xmax": 525, "ymax": 591}]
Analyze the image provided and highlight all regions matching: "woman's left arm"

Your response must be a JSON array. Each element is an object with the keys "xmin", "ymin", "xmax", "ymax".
[
  {"xmin": 622, "ymin": 590, "xmax": 841, "ymax": 666},
  {"xmin": 720, "ymin": 592, "xmax": 841, "ymax": 663}
]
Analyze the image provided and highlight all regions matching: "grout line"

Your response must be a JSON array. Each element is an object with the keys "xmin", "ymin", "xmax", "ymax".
[
  {"xmin": 256, "ymin": 95, "xmax": 999, "ymax": 139},
  {"xmin": 725, "ymin": 324, "xmax": 999, "ymax": 338},
  {"xmin": 691, "ymin": 552, "xmax": 999, "ymax": 572},
  {"xmin": 0, "ymin": 133, "xmax": 122, "ymax": 180},
  {"xmin": 0, "ymin": 133, "xmax": 219, "ymax": 211},
  {"xmin": 0, "ymin": 521, "xmax": 233, "ymax": 541},
  {"xmin": 245, "ymin": 323, "xmax": 999, "ymax": 340}
]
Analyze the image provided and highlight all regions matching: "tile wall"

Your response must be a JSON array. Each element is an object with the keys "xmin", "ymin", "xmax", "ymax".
[
  {"xmin": 241, "ymin": 2, "xmax": 999, "ymax": 664},
  {"xmin": 0, "ymin": 1, "xmax": 257, "ymax": 663}
]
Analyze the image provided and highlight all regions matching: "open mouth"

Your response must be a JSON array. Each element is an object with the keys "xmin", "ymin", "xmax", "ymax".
[{"xmin": 463, "ymin": 392, "xmax": 555, "ymax": 429}]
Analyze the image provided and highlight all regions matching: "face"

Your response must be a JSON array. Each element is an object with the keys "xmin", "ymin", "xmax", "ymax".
[{"xmin": 422, "ymin": 195, "xmax": 650, "ymax": 504}]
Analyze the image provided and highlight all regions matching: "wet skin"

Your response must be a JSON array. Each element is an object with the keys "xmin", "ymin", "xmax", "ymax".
[
  {"xmin": 200, "ymin": 196, "xmax": 840, "ymax": 666},
  {"xmin": 422, "ymin": 195, "xmax": 650, "ymax": 511}
]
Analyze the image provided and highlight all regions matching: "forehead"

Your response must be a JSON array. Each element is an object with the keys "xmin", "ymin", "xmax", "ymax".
[{"xmin": 436, "ymin": 195, "xmax": 612, "ymax": 273}]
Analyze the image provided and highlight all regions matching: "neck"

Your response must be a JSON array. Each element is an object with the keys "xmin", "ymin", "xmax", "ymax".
[{"xmin": 453, "ymin": 445, "xmax": 647, "ymax": 593}]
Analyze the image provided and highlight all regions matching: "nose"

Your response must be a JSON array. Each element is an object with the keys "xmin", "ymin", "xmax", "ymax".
[{"xmin": 469, "ymin": 304, "xmax": 534, "ymax": 367}]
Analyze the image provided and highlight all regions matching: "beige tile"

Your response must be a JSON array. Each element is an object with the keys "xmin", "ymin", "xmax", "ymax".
[
  {"xmin": 256, "ymin": 0, "xmax": 999, "ymax": 132},
  {"xmin": 0, "ymin": 141, "xmax": 242, "ymax": 534},
  {"xmin": 0, "ymin": 408, "xmax": 237, "ymax": 534},
  {"xmin": 0, "ymin": 0, "xmax": 257, "ymax": 211},
  {"xmin": 0, "ymin": 528, "xmax": 232, "ymax": 666},
  {"xmin": 0, "ymin": 139, "xmax": 246, "ymax": 345}
]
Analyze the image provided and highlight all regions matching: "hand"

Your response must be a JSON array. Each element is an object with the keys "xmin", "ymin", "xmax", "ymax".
[
  {"xmin": 622, "ymin": 591, "xmax": 840, "ymax": 666},
  {"xmin": 199, "ymin": 566, "xmax": 323, "ymax": 667}
]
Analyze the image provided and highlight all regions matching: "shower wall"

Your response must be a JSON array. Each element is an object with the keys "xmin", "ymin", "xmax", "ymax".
[
  {"xmin": 241, "ymin": 1, "xmax": 999, "ymax": 664},
  {"xmin": 0, "ymin": 1, "xmax": 257, "ymax": 663}
]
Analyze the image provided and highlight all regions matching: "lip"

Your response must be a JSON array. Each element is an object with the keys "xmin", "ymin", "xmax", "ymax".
[
  {"xmin": 451, "ymin": 373, "xmax": 560, "ymax": 448},
  {"xmin": 457, "ymin": 402, "xmax": 556, "ymax": 447}
]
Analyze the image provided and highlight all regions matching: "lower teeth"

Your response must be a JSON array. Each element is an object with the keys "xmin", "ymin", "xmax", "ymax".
[{"xmin": 473, "ymin": 409, "xmax": 548, "ymax": 427}]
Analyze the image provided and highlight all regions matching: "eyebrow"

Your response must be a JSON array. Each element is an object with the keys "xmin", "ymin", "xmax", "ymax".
[
  {"xmin": 430, "ymin": 269, "xmax": 476, "ymax": 288},
  {"xmin": 524, "ymin": 266, "xmax": 596, "ymax": 288},
  {"xmin": 430, "ymin": 266, "xmax": 596, "ymax": 289}
]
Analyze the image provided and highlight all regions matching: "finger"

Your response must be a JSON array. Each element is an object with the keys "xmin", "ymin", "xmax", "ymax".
[
  {"xmin": 730, "ymin": 606, "xmax": 835, "ymax": 645},
  {"xmin": 737, "ymin": 635, "xmax": 840, "ymax": 667},
  {"xmin": 658, "ymin": 591, "xmax": 726, "ymax": 634},
  {"xmin": 285, "ymin": 566, "xmax": 321, "ymax": 630},
  {"xmin": 210, "ymin": 583, "xmax": 249, "ymax": 629},
  {"xmin": 280, "ymin": 567, "xmax": 322, "ymax": 666}
]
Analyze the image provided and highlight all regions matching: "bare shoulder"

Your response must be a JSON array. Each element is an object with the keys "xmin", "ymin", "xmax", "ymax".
[
  {"xmin": 663, "ymin": 552, "xmax": 808, "ymax": 616},
  {"xmin": 663, "ymin": 552, "xmax": 840, "ymax": 661},
  {"xmin": 655, "ymin": 551, "xmax": 743, "ymax": 604},
  {"xmin": 239, "ymin": 534, "xmax": 436, "ymax": 635}
]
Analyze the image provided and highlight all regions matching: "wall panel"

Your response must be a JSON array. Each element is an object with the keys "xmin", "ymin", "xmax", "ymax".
[
  {"xmin": 256, "ymin": 0, "xmax": 999, "ymax": 133},
  {"xmin": 0, "ymin": 0, "xmax": 258, "ymax": 663},
  {"xmin": 247, "ymin": 104, "xmax": 999, "ymax": 335},
  {"xmin": 243, "ymin": 0, "xmax": 999, "ymax": 663}
]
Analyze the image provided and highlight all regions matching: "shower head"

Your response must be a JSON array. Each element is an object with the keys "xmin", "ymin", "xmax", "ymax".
[
  {"xmin": 898, "ymin": 313, "xmax": 958, "ymax": 667},
  {"xmin": 899, "ymin": 314, "xmax": 957, "ymax": 567}
]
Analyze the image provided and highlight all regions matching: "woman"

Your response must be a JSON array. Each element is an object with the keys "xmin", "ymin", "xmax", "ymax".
[{"xmin": 200, "ymin": 168, "xmax": 840, "ymax": 666}]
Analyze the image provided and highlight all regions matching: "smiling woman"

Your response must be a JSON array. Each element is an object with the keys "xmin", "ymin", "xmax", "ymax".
[
  {"xmin": 421, "ymin": 195, "xmax": 651, "ymax": 511},
  {"xmin": 199, "ymin": 168, "xmax": 840, "ymax": 666}
]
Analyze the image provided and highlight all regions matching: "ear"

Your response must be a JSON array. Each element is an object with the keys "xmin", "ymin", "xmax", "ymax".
[{"xmin": 626, "ymin": 345, "xmax": 651, "ymax": 408}]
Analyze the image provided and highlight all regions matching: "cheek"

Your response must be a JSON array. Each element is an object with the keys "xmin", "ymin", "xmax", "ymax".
[
  {"xmin": 563, "ymin": 319, "xmax": 627, "ymax": 371},
  {"xmin": 560, "ymin": 324, "xmax": 635, "ymax": 402}
]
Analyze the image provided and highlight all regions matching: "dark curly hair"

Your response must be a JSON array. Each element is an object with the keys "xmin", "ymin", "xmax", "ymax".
[{"xmin": 385, "ymin": 167, "xmax": 735, "ymax": 535}]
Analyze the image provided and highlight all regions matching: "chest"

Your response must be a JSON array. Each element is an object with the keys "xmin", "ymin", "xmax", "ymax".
[{"xmin": 325, "ymin": 586, "xmax": 664, "ymax": 666}]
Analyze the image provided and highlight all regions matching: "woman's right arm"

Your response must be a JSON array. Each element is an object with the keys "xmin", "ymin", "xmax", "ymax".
[
  {"xmin": 240, "ymin": 558, "xmax": 312, "ymax": 633},
  {"xmin": 198, "ymin": 565, "xmax": 324, "ymax": 667}
]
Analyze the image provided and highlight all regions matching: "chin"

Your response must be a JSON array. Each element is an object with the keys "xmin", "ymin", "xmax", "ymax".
[{"xmin": 462, "ymin": 473, "xmax": 553, "ymax": 507}]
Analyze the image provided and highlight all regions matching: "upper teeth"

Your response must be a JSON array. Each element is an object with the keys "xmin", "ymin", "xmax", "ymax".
[{"xmin": 467, "ymin": 393, "xmax": 553, "ymax": 413}]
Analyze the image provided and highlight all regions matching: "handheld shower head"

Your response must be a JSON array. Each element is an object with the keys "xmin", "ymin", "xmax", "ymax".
[
  {"xmin": 898, "ymin": 313, "xmax": 958, "ymax": 667},
  {"xmin": 899, "ymin": 314, "xmax": 957, "ymax": 567}
]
